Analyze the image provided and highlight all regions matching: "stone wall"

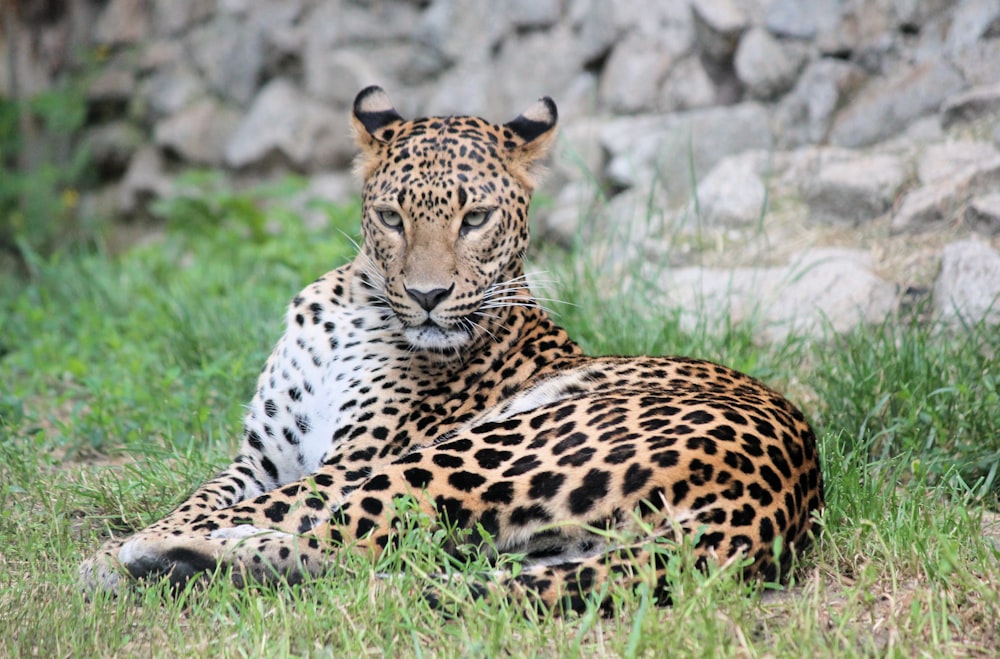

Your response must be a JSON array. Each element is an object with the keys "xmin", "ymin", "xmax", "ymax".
[{"xmin": 3, "ymin": 0, "xmax": 1000, "ymax": 338}]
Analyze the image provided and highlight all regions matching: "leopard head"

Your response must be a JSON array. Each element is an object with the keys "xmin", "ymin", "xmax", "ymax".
[{"xmin": 350, "ymin": 86, "xmax": 558, "ymax": 354}]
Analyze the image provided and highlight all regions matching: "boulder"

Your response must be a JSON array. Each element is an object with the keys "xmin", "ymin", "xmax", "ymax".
[
  {"xmin": 940, "ymin": 83, "xmax": 1000, "ymax": 129},
  {"xmin": 691, "ymin": 0, "xmax": 749, "ymax": 61},
  {"xmin": 225, "ymin": 79, "xmax": 354, "ymax": 171},
  {"xmin": 804, "ymin": 150, "xmax": 908, "ymax": 225},
  {"xmin": 155, "ymin": 98, "xmax": 241, "ymax": 165},
  {"xmin": 892, "ymin": 154, "xmax": 1000, "ymax": 232},
  {"xmin": 965, "ymin": 193, "xmax": 1000, "ymax": 235},
  {"xmin": 934, "ymin": 239, "xmax": 1000, "ymax": 325},
  {"xmin": 830, "ymin": 61, "xmax": 965, "ymax": 147},
  {"xmin": 690, "ymin": 152, "xmax": 768, "ymax": 227},
  {"xmin": 734, "ymin": 27, "xmax": 809, "ymax": 101}
]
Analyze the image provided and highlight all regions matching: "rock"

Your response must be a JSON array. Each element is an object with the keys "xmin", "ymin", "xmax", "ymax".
[
  {"xmin": 893, "ymin": 0, "xmax": 954, "ymax": 30},
  {"xmin": 934, "ymin": 239, "xmax": 1000, "ymax": 325},
  {"xmin": 154, "ymin": 98, "xmax": 242, "ymax": 165},
  {"xmin": 602, "ymin": 102, "xmax": 773, "ymax": 198},
  {"xmin": 892, "ymin": 154, "xmax": 1000, "ymax": 232},
  {"xmin": 118, "ymin": 146, "xmax": 171, "ymax": 218},
  {"xmin": 304, "ymin": 50, "xmax": 383, "ymax": 108},
  {"xmin": 965, "ymin": 193, "xmax": 1000, "ymax": 235},
  {"xmin": 142, "ymin": 63, "xmax": 206, "ymax": 119},
  {"xmin": 85, "ymin": 62, "xmax": 136, "ymax": 112},
  {"xmin": 940, "ymin": 83, "xmax": 1000, "ymax": 129},
  {"xmin": 541, "ymin": 182, "xmax": 603, "ymax": 245},
  {"xmin": 774, "ymin": 58, "xmax": 867, "ymax": 147},
  {"xmin": 830, "ymin": 61, "xmax": 965, "ymax": 147},
  {"xmin": 950, "ymin": 39, "xmax": 1000, "ymax": 87},
  {"xmin": 691, "ymin": 0, "xmax": 749, "ymax": 61},
  {"xmin": 659, "ymin": 55, "xmax": 717, "ymax": 111},
  {"xmin": 691, "ymin": 152, "xmax": 768, "ymax": 227},
  {"xmin": 734, "ymin": 27, "xmax": 809, "ymax": 101},
  {"xmin": 151, "ymin": 0, "xmax": 214, "ymax": 36},
  {"xmin": 657, "ymin": 248, "xmax": 897, "ymax": 341},
  {"xmin": 804, "ymin": 150, "xmax": 907, "ymax": 225},
  {"xmin": 291, "ymin": 173, "xmax": 358, "ymax": 231},
  {"xmin": 83, "ymin": 121, "xmax": 145, "ymax": 178},
  {"xmin": 917, "ymin": 141, "xmax": 999, "ymax": 185},
  {"xmin": 568, "ymin": 0, "xmax": 619, "ymax": 64},
  {"xmin": 94, "ymin": 0, "xmax": 151, "ymax": 46},
  {"xmin": 945, "ymin": 0, "xmax": 1000, "ymax": 56},
  {"xmin": 764, "ymin": 248, "xmax": 898, "ymax": 341},
  {"xmin": 507, "ymin": 0, "xmax": 562, "ymax": 28},
  {"xmin": 765, "ymin": 0, "xmax": 842, "ymax": 39},
  {"xmin": 187, "ymin": 15, "xmax": 264, "ymax": 106},
  {"xmin": 599, "ymin": 32, "xmax": 676, "ymax": 114},
  {"xmin": 225, "ymin": 79, "xmax": 354, "ymax": 171}
]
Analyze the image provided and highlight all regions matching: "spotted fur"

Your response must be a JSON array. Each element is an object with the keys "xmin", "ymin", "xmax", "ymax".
[{"xmin": 80, "ymin": 86, "xmax": 824, "ymax": 612}]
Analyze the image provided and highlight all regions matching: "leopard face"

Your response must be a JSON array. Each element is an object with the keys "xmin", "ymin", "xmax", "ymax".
[{"xmin": 352, "ymin": 87, "xmax": 556, "ymax": 354}]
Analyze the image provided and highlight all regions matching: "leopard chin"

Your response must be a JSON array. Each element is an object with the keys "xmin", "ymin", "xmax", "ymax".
[{"xmin": 403, "ymin": 321, "xmax": 471, "ymax": 353}]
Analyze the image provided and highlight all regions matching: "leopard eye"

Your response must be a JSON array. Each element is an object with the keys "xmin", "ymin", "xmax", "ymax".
[
  {"xmin": 461, "ymin": 208, "xmax": 493, "ymax": 230},
  {"xmin": 377, "ymin": 209, "xmax": 403, "ymax": 230}
]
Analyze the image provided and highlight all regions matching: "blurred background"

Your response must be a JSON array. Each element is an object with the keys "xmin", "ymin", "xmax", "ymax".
[{"xmin": 1, "ymin": 0, "xmax": 999, "ymax": 336}]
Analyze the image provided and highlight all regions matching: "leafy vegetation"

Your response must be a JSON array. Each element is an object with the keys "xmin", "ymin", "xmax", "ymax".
[{"xmin": 0, "ymin": 186, "xmax": 997, "ymax": 656}]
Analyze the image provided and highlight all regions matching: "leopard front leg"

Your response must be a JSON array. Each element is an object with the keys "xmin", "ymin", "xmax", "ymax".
[
  {"xmin": 117, "ymin": 524, "xmax": 331, "ymax": 589},
  {"xmin": 79, "ymin": 456, "xmax": 269, "ymax": 595}
]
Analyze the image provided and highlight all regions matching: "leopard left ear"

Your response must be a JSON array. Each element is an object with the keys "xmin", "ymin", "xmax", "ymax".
[
  {"xmin": 503, "ymin": 97, "xmax": 558, "ymax": 189},
  {"xmin": 351, "ymin": 85, "xmax": 404, "ymax": 178}
]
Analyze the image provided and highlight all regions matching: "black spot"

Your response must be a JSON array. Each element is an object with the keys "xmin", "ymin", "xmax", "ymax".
[
  {"xmin": 708, "ymin": 424, "xmax": 738, "ymax": 442},
  {"xmin": 604, "ymin": 444, "xmax": 636, "ymax": 465},
  {"xmin": 759, "ymin": 465, "xmax": 784, "ymax": 492},
  {"xmin": 481, "ymin": 481, "xmax": 515, "ymax": 505},
  {"xmin": 697, "ymin": 507, "xmax": 727, "ymax": 525},
  {"xmin": 403, "ymin": 467, "xmax": 433, "ymax": 490},
  {"xmin": 363, "ymin": 473, "xmax": 392, "ymax": 492},
  {"xmin": 759, "ymin": 516, "xmax": 775, "ymax": 543},
  {"xmin": 510, "ymin": 504, "xmax": 551, "ymax": 526},
  {"xmin": 435, "ymin": 495, "xmax": 472, "ymax": 528},
  {"xmin": 682, "ymin": 410, "xmax": 714, "ymax": 425},
  {"xmin": 767, "ymin": 444, "xmax": 793, "ymax": 478},
  {"xmin": 556, "ymin": 447, "xmax": 597, "ymax": 467},
  {"xmin": 356, "ymin": 517, "xmax": 377, "ymax": 538},
  {"xmin": 502, "ymin": 455, "xmax": 541, "ymax": 477},
  {"xmin": 432, "ymin": 453, "xmax": 464, "ymax": 469},
  {"xmin": 528, "ymin": 471, "xmax": 565, "ymax": 500},
  {"xmin": 361, "ymin": 497, "xmax": 384, "ymax": 516},
  {"xmin": 723, "ymin": 450, "xmax": 755, "ymax": 474},
  {"xmin": 671, "ymin": 479, "xmax": 690, "ymax": 505},
  {"xmin": 448, "ymin": 470, "xmax": 487, "ymax": 492},
  {"xmin": 567, "ymin": 468, "xmax": 610, "ymax": 515},
  {"xmin": 730, "ymin": 503, "xmax": 756, "ymax": 527},
  {"xmin": 264, "ymin": 399, "xmax": 278, "ymax": 418},
  {"xmin": 552, "ymin": 432, "xmax": 587, "ymax": 455},
  {"xmin": 247, "ymin": 429, "xmax": 264, "ymax": 450},
  {"xmin": 264, "ymin": 501, "xmax": 291, "ymax": 522},
  {"xmin": 474, "ymin": 448, "xmax": 513, "ymax": 469},
  {"xmin": 622, "ymin": 463, "xmax": 653, "ymax": 496},
  {"xmin": 650, "ymin": 450, "xmax": 680, "ymax": 468},
  {"xmin": 685, "ymin": 436, "xmax": 718, "ymax": 455}
]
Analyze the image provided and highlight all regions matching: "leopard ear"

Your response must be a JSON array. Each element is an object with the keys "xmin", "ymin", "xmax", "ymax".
[
  {"xmin": 351, "ymin": 86, "xmax": 404, "ymax": 177},
  {"xmin": 503, "ymin": 96, "xmax": 558, "ymax": 189}
]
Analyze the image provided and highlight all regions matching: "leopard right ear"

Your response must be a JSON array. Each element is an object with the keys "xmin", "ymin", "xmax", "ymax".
[{"xmin": 351, "ymin": 86, "xmax": 404, "ymax": 177}]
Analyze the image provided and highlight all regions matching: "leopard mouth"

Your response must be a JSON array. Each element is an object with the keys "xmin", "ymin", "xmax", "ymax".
[{"xmin": 402, "ymin": 319, "xmax": 471, "ymax": 352}]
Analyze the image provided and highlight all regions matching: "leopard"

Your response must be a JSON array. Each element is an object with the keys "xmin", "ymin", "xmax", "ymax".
[{"xmin": 80, "ymin": 86, "xmax": 824, "ymax": 613}]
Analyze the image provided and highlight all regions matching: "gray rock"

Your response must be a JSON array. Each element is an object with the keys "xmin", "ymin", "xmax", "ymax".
[
  {"xmin": 965, "ymin": 193, "xmax": 1000, "ymax": 235},
  {"xmin": 155, "ymin": 98, "xmax": 241, "ymax": 165},
  {"xmin": 507, "ymin": 0, "xmax": 562, "ymax": 28},
  {"xmin": 893, "ymin": 0, "xmax": 954, "ymax": 29},
  {"xmin": 691, "ymin": 0, "xmax": 749, "ymax": 61},
  {"xmin": 94, "ymin": 0, "xmax": 151, "ymax": 46},
  {"xmin": 657, "ymin": 248, "xmax": 898, "ymax": 341},
  {"xmin": 601, "ymin": 103, "xmax": 773, "ymax": 197},
  {"xmin": 940, "ymin": 83, "xmax": 1000, "ymax": 129},
  {"xmin": 950, "ymin": 39, "xmax": 1000, "ymax": 87},
  {"xmin": 225, "ymin": 79, "xmax": 354, "ymax": 171},
  {"xmin": 659, "ymin": 55, "xmax": 718, "ymax": 112},
  {"xmin": 830, "ymin": 60, "xmax": 965, "ymax": 147},
  {"xmin": 187, "ymin": 15, "xmax": 264, "ymax": 106},
  {"xmin": 151, "ymin": 0, "xmax": 214, "ymax": 36},
  {"xmin": 86, "ymin": 63, "xmax": 136, "ymax": 108},
  {"xmin": 765, "ymin": 0, "xmax": 842, "ymax": 39},
  {"xmin": 691, "ymin": 152, "xmax": 768, "ymax": 227},
  {"xmin": 917, "ymin": 141, "xmax": 999, "ymax": 185},
  {"xmin": 734, "ymin": 27, "xmax": 809, "ymax": 101},
  {"xmin": 892, "ymin": 154, "xmax": 1000, "ymax": 232},
  {"xmin": 934, "ymin": 239, "xmax": 1000, "ymax": 325},
  {"xmin": 946, "ymin": 0, "xmax": 1000, "ymax": 56},
  {"xmin": 83, "ymin": 121, "xmax": 145, "ymax": 177},
  {"xmin": 118, "ymin": 146, "xmax": 171, "ymax": 218},
  {"xmin": 291, "ymin": 173, "xmax": 358, "ymax": 231},
  {"xmin": 568, "ymin": 0, "xmax": 620, "ymax": 64},
  {"xmin": 541, "ymin": 182, "xmax": 603, "ymax": 245},
  {"xmin": 599, "ymin": 32, "xmax": 676, "ymax": 114},
  {"xmin": 804, "ymin": 150, "xmax": 908, "ymax": 225},
  {"xmin": 764, "ymin": 248, "xmax": 898, "ymax": 341},
  {"xmin": 774, "ymin": 58, "xmax": 868, "ymax": 147},
  {"xmin": 304, "ymin": 50, "xmax": 383, "ymax": 108},
  {"xmin": 142, "ymin": 62, "xmax": 206, "ymax": 118}
]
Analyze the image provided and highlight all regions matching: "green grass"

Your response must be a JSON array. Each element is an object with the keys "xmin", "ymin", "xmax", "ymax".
[{"xmin": 1, "ymin": 187, "xmax": 998, "ymax": 656}]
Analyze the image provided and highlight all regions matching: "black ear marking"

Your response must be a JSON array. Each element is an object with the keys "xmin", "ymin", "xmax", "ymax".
[
  {"xmin": 353, "ymin": 85, "xmax": 404, "ymax": 136},
  {"xmin": 505, "ymin": 97, "xmax": 558, "ymax": 144}
]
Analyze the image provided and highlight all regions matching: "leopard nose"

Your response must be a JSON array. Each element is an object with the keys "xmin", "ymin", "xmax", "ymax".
[{"xmin": 405, "ymin": 283, "xmax": 454, "ymax": 311}]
